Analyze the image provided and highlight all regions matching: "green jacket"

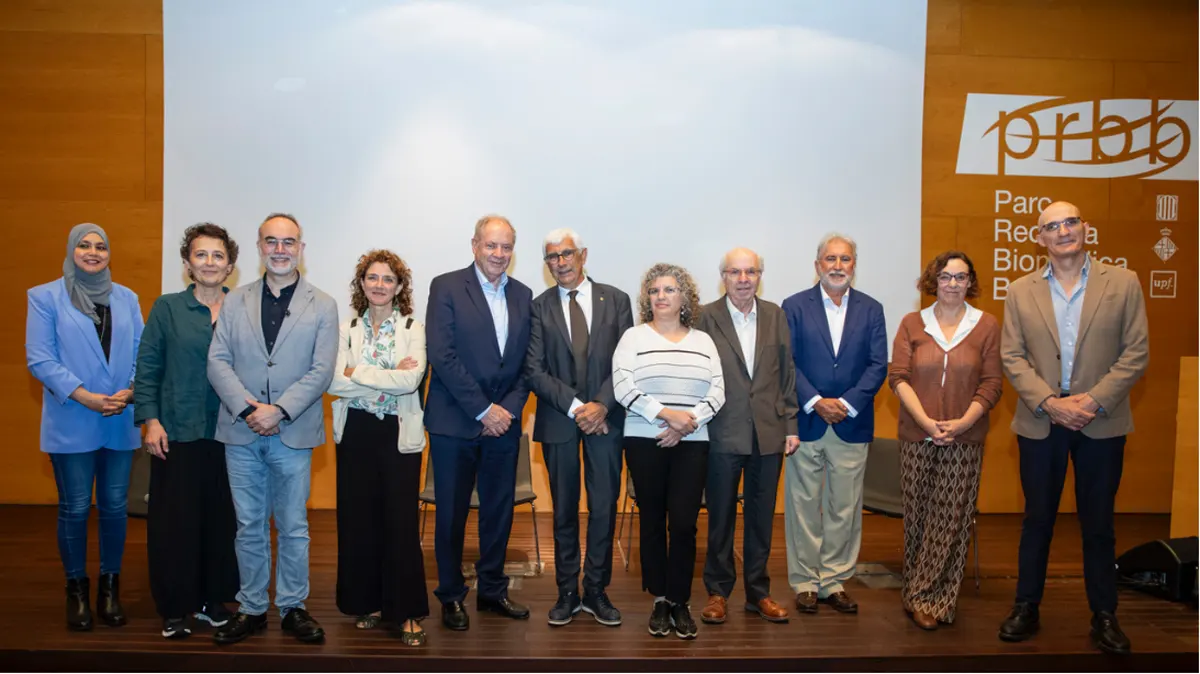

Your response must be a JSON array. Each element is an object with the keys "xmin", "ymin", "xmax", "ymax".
[{"xmin": 133, "ymin": 286, "xmax": 227, "ymax": 442}]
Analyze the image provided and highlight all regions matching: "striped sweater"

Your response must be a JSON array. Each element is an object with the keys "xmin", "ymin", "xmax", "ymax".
[{"xmin": 612, "ymin": 324, "xmax": 726, "ymax": 441}]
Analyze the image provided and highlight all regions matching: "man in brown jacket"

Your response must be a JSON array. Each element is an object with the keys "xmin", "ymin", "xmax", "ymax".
[
  {"xmin": 696, "ymin": 248, "xmax": 799, "ymax": 626},
  {"xmin": 998, "ymin": 201, "xmax": 1149, "ymax": 655}
]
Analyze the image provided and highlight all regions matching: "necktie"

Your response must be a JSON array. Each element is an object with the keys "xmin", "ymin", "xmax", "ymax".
[{"xmin": 568, "ymin": 290, "xmax": 589, "ymax": 391}]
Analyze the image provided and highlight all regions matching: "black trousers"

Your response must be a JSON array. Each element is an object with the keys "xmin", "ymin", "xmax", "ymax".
[
  {"xmin": 1016, "ymin": 424, "xmax": 1125, "ymax": 613},
  {"xmin": 704, "ymin": 436, "xmax": 783, "ymax": 603},
  {"xmin": 625, "ymin": 437, "xmax": 708, "ymax": 605},
  {"xmin": 336, "ymin": 408, "xmax": 429, "ymax": 623},
  {"xmin": 543, "ymin": 430, "xmax": 623, "ymax": 597},
  {"xmin": 147, "ymin": 438, "xmax": 239, "ymax": 619}
]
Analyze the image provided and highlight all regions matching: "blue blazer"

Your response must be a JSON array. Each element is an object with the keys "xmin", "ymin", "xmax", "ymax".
[
  {"xmin": 780, "ymin": 284, "xmax": 887, "ymax": 444},
  {"xmin": 424, "ymin": 264, "xmax": 532, "ymax": 439},
  {"xmin": 26, "ymin": 278, "xmax": 143, "ymax": 453}
]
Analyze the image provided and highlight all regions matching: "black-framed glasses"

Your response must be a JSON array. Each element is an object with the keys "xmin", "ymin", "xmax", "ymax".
[
  {"xmin": 543, "ymin": 248, "xmax": 578, "ymax": 264},
  {"xmin": 1040, "ymin": 216, "xmax": 1083, "ymax": 233},
  {"xmin": 937, "ymin": 272, "xmax": 970, "ymax": 285},
  {"xmin": 263, "ymin": 236, "xmax": 299, "ymax": 250}
]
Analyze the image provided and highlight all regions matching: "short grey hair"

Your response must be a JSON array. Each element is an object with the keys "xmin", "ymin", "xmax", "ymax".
[
  {"xmin": 718, "ymin": 247, "xmax": 764, "ymax": 274},
  {"xmin": 473, "ymin": 214, "xmax": 516, "ymax": 241},
  {"xmin": 816, "ymin": 232, "xmax": 857, "ymax": 261},
  {"xmin": 260, "ymin": 212, "xmax": 303, "ymax": 240},
  {"xmin": 543, "ymin": 228, "xmax": 584, "ymax": 252}
]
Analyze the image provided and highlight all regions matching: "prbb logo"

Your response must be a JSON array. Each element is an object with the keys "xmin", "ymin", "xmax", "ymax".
[{"xmin": 956, "ymin": 95, "xmax": 1198, "ymax": 180}]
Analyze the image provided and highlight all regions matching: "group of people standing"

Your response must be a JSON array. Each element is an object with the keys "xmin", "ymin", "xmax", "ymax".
[{"xmin": 25, "ymin": 201, "xmax": 1147, "ymax": 656}]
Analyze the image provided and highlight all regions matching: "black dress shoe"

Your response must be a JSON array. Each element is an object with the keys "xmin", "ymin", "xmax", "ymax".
[
  {"xmin": 547, "ymin": 592, "xmax": 582, "ymax": 626},
  {"xmin": 822, "ymin": 591, "xmax": 858, "ymax": 614},
  {"xmin": 65, "ymin": 577, "xmax": 93, "ymax": 631},
  {"xmin": 442, "ymin": 601, "xmax": 469, "ymax": 631},
  {"xmin": 477, "ymin": 595, "xmax": 530, "ymax": 619},
  {"xmin": 1091, "ymin": 612, "xmax": 1131, "ymax": 655},
  {"xmin": 582, "ymin": 591, "xmax": 622, "ymax": 626},
  {"xmin": 282, "ymin": 608, "xmax": 325, "ymax": 643},
  {"xmin": 96, "ymin": 573, "xmax": 127, "ymax": 627},
  {"xmin": 213, "ymin": 612, "xmax": 267, "ymax": 644},
  {"xmin": 998, "ymin": 602, "xmax": 1039, "ymax": 642}
]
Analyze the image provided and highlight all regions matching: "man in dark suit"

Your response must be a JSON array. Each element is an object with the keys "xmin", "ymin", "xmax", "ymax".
[
  {"xmin": 780, "ymin": 233, "xmax": 887, "ymax": 615},
  {"xmin": 697, "ymin": 247, "xmax": 799, "ymax": 627},
  {"xmin": 525, "ymin": 228, "xmax": 633, "ymax": 627},
  {"xmin": 425, "ymin": 214, "xmax": 533, "ymax": 631}
]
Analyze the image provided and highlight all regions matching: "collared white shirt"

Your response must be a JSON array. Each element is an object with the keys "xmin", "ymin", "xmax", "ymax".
[
  {"xmin": 559, "ymin": 277, "xmax": 594, "ymax": 417},
  {"xmin": 473, "ymin": 263, "xmax": 510, "ymax": 421},
  {"xmin": 726, "ymin": 295, "xmax": 758, "ymax": 377},
  {"xmin": 803, "ymin": 285, "xmax": 857, "ymax": 418},
  {"xmin": 920, "ymin": 302, "xmax": 983, "ymax": 385}
]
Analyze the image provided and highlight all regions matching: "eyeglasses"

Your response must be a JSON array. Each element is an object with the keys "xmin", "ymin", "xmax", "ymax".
[
  {"xmin": 937, "ymin": 272, "xmax": 970, "ymax": 285},
  {"xmin": 723, "ymin": 268, "xmax": 761, "ymax": 279},
  {"xmin": 262, "ymin": 237, "xmax": 299, "ymax": 251},
  {"xmin": 647, "ymin": 286, "xmax": 680, "ymax": 296},
  {"xmin": 1040, "ymin": 216, "xmax": 1083, "ymax": 234},
  {"xmin": 543, "ymin": 248, "xmax": 578, "ymax": 264}
]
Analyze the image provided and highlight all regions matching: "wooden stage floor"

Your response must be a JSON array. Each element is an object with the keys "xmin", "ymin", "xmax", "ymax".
[{"xmin": 0, "ymin": 505, "xmax": 1194, "ymax": 671}]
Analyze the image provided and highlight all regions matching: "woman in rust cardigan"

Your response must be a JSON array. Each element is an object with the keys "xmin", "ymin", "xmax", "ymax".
[{"xmin": 888, "ymin": 251, "xmax": 1002, "ymax": 631}]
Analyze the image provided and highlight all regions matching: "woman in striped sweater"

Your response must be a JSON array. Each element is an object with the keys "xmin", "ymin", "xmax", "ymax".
[{"xmin": 613, "ymin": 263, "xmax": 725, "ymax": 640}]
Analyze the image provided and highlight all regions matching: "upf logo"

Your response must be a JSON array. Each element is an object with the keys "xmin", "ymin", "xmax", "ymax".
[
  {"xmin": 956, "ymin": 94, "xmax": 1198, "ymax": 180},
  {"xmin": 1150, "ymin": 271, "xmax": 1177, "ymax": 299}
]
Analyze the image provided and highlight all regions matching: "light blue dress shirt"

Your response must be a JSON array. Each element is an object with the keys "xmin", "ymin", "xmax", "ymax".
[
  {"xmin": 473, "ymin": 263, "xmax": 509, "ymax": 420},
  {"xmin": 1044, "ymin": 256, "xmax": 1090, "ymax": 393}
]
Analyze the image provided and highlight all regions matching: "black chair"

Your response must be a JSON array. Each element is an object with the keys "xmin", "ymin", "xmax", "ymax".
[
  {"xmin": 418, "ymin": 434, "xmax": 543, "ymax": 574},
  {"xmin": 862, "ymin": 437, "xmax": 980, "ymax": 591},
  {"xmin": 615, "ymin": 472, "xmax": 734, "ymax": 571}
]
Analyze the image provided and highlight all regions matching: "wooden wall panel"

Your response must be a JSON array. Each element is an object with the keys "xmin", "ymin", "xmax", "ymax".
[
  {"xmin": 922, "ymin": 0, "xmax": 1198, "ymax": 513},
  {"xmin": 1171, "ymin": 358, "xmax": 1197, "ymax": 537}
]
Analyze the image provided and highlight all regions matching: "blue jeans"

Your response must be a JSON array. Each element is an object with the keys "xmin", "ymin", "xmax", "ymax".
[
  {"xmin": 225, "ymin": 435, "xmax": 313, "ymax": 617},
  {"xmin": 49, "ymin": 448, "xmax": 133, "ymax": 580}
]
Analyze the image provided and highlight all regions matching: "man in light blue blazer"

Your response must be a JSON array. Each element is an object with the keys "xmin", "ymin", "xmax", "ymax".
[
  {"xmin": 780, "ymin": 233, "xmax": 887, "ymax": 616},
  {"xmin": 207, "ymin": 213, "xmax": 338, "ymax": 645}
]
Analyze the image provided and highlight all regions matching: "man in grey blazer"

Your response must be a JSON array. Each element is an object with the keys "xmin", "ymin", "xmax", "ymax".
[
  {"xmin": 207, "ymin": 213, "xmax": 338, "ymax": 645},
  {"xmin": 697, "ymin": 248, "xmax": 799, "ymax": 626},
  {"xmin": 525, "ymin": 228, "xmax": 633, "ymax": 627}
]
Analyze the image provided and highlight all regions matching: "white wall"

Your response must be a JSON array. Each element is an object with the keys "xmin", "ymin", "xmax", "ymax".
[{"xmin": 164, "ymin": 0, "xmax": 926, "ymax": 341}]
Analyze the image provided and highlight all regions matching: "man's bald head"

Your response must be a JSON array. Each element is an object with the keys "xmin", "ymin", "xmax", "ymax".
[{"xmin": 1038, "ymin": 201, "xmax": 1081, "ymax": 227}]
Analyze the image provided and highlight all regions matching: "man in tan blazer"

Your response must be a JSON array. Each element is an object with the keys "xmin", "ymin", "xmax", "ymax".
[
  {"xmin": 696, "ymin": 248, "xmax": 799, "ymax": 626},
  {"xmin": 998, "ymin": 201, "xmax": 1148, "ymax": 656}
]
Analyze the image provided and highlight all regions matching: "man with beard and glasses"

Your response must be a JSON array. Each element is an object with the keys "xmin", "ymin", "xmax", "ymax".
[
  {"xmin": 780, "ymin": 233, "xmax": 887, "ymax": 617},
  {"xmin": 207, "ymin": 213, "xmax": 339, "ymax": 645}
]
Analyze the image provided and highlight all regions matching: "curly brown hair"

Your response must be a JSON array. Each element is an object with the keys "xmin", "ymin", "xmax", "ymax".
[
  {"xmin": 179, "ymin": 223, "xmax": 239, "ymax": 281},
  {"xmin": 349, "ymin": 249, "xmax": 414, "ymax": 317},
  {"xmin": 638, "ymin": 262, "xmax": 702, "ymax": 327},
  {"xmin": 917, "ymin": 250, "xmax": 980, "ymax": 298}
]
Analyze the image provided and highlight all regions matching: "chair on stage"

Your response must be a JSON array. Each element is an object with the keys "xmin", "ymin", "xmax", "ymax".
[
  {"xmin": 862, "ymin": 436, "xmax": 980, "ymax": 591},
  {"xmin": 418, "ymin": 433, "xmax": 543, "ymax": 575},
  {"xmin": 615, "ymin": 473, "xmax": 735, "ymax": 571}
]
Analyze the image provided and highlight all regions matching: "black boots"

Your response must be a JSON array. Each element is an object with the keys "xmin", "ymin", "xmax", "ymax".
[
  {"xmin": 96, "ymin": 573, "xmax": 127, "ymax": 627},
  {"xmin": 66, "ymin": 577, "xmax": 93, "ymax": 631}
]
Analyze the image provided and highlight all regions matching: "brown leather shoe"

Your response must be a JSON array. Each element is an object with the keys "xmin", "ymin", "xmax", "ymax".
[
  {"xmin": 746, "ymin": 597, "xmax": 789, "ymax": 623},
  {"xmin": 795, "ymin": 591, "xmax": 818, "ymax": 614},
  {"xmin": 822, "ymin": 591, "xmax": 858, "ymax": 614},
  {"xmin": 700, "ymin": 595, "xmax": 727, "ymax": 624},
  {"xmin": 910, "ymin": 610, "xmax": 937, "ymax": 630}
]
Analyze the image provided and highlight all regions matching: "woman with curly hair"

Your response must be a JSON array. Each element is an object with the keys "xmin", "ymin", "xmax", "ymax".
[
  {"xmin": 328, "ymin": 249, "xmax": 429, "ymax": 645},
  {"xmin": 612, "ymin": 263, "xmax": 725, "ymax": 640},
  {"xmin": 888, "ymin": 250, "xmax": 1002, "ymax": 630}
]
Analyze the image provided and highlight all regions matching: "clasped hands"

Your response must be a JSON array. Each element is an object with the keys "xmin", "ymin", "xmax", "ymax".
[
  {"xmin": 813, "ymin": 398, "xmax": 848, "ymax": 425},
  {"xmin": 244, "ymin": 398, "xmax": 284, "ymax": 436},
  {"xmin": 76, "ymin": 388, "xmax": 132, "ymax": 417},
  {"xmin": 655, "ymin": 409, "xmax": 698, "ymax": 448},
  {"xmin": 570, "ymin": 402, "xmax": 610, "ymax": 436},
  {"xmin": 481, "ymin": 403, "xmax": 513, "ymax": 437},
  {"xmin": 919, "ymin": 416, "xmax": 972, "ymax": 446},
  {"xmin": 1041, "ymin": 393, "xmax": 1100, "ymax": 431}
]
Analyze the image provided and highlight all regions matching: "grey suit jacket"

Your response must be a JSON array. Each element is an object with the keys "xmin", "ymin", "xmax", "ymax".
[
  {"xmin": 208, "ymin": 276, "xmax": 339, "ymax": 448},
  {"xmin": 525, "ymin": 280, "xmax": 634, "ymax": 444},
  {"xmin": 697, "ymin": 297, "xmax": 799, "ymax": 455},
  {"xmin": 1001, "ymin": 260, "xmax": 1148, "ymax": 440}
]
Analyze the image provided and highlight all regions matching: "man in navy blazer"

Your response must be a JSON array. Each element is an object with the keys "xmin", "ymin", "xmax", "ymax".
[
  {"xmin": 780, "ymin": 233, "xmax": 887, "ymax": 616},
  {"xmin": 425, "ymin": 215, "xmax": 533, "ymax": 631}
]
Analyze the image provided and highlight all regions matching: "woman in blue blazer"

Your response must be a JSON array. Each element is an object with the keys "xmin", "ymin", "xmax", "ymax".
[{"xmin": 25, "ymin": 223, "xmax": 143, "ymax": 631}]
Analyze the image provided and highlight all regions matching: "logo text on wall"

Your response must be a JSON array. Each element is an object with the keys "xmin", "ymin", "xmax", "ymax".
[{"xmin": 957, "ymin": 95, "xmax": 1198, "ymax": 181}]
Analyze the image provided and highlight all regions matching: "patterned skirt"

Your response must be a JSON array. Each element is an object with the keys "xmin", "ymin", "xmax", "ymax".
[{"xmin": 899, "ymin": 440, "xmax": 984, "ymax": 623}]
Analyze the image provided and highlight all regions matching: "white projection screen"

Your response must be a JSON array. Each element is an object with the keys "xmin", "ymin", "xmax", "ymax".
[{"xmin": 163, "ymin": 0, "xmax": 926, "ymax": 341}]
